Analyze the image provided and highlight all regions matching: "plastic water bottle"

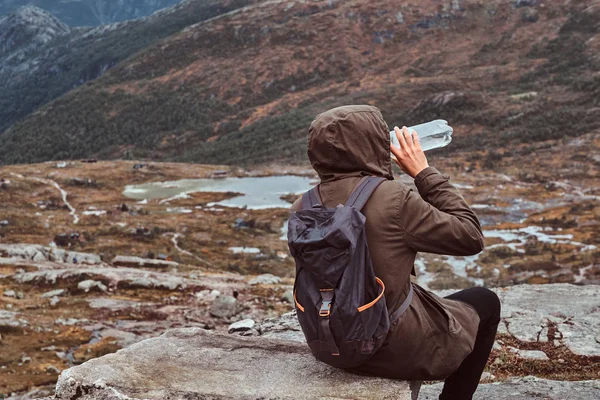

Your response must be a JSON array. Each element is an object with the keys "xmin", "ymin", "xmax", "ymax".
[{"xmin": 390, "ymin": 120, "xmax": 453, "ymax": 157}]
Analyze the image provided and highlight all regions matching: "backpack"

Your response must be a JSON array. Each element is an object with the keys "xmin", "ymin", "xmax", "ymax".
[{"xmin": 287, "ymin": 176, "xmax": 414, "ymax": 368}]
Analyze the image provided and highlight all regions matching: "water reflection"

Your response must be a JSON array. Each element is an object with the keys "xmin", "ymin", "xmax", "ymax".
[{"xmin": 123, "ymin": 176, "xmax": 315, "ymax": 209}]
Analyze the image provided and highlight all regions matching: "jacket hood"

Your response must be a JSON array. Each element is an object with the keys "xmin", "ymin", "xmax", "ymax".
[{"xmin": 308, "ymin": 105, "xmax": 393, "ymax": 183}]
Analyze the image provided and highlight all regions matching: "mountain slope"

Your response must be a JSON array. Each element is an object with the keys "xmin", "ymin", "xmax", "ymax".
[
  {"xmin": 0, "ymin": 0, "xmax": 182, "ymax": 26},
  {"xmin": 0, "ymin": 6, "xmax": 70, "ymax": 57},
  {"xmin": 0, "ymin": 0, "xmax": 256, "ymax": 135},
  {"xmin": 1, "ymin": 0, "xmax": 599, "ymax": 165}
]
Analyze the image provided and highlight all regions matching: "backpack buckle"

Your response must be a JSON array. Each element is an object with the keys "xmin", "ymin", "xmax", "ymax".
[{"xmin": 319, "ymin": 300, "xmax": 331, "ymax": 317}]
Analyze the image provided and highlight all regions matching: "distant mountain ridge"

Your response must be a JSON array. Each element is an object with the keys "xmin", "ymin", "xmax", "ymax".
[
  {"xmin": 1, "ymin": 0, "xmax": 599, "ymax": 165},
  {"xmin": 0, "ymin": 0, "xmax": 256, "ymax": 136},
  {"xmin": 0, "ymin": 6, "xmax": 70, "ymax": 57},
  {"xmin": 0, "ymin": 0, "xmax": 183, "ymax": 26}
]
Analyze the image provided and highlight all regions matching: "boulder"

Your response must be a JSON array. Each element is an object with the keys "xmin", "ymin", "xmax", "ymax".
[
  {"xmin": 77, "ymin": 280, "xmax": 108, "ymax": 293},
  {"xmin": 420, "ymin": 376, "xmax": 600, "ymax": 400},
  {"xmin": 54, "ymin": 328, "xmax": 416, "ymax": 400},
  {"xmin": 210, "ymin": 295, "xmax": 237, "ymax": 318},
  {"xmin": 228, "ymin": 318, "xmax": 256, "ymax": 334},
  {"xmin": 258, "ymin": 310, "xmax": 305, "ymax": 342},
  {"xmin": 41, "ymin": 288, "xmax": 66, "ymax": 298}
]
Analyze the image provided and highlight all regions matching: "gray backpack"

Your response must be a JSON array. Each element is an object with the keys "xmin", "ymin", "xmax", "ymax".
[{"xmin": 287, "ymin": 176, "xmax": 414, "ymax": 368}]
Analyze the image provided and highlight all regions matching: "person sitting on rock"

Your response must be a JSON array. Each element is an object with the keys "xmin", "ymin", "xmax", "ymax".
[{"xmin": 290, "ymin": 105, "xmax": 501, "ymax": 400}]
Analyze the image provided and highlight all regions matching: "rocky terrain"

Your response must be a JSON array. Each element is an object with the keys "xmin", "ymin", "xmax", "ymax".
[
  {"xmin": 1, "ymin": 0, "xmax": 599, "ymax": 165},
  {"xmin": 5, "ymin": 284, "xmax": 600, "ymax": 399},
  {"xmin": 0, "ymin": 146, "xmax": 598, "ymax": 397},
  {"xmin": 0, "ymin": 1, "xmax": 182, "ymax": 26}
]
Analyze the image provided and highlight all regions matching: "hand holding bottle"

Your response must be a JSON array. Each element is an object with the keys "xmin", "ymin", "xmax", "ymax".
[{"xmin": 390, "ymin": 126, "xmax": 430, "ymax": 178}]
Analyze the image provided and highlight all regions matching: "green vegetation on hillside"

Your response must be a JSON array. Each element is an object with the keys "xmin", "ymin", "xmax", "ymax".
[
  {"xmin": 0, "ymin": 0, "xmax": 255, "ymax": 134},
  {"xmin": 1, "ymin": 0, "xmax": 599, "ymax": 166}
]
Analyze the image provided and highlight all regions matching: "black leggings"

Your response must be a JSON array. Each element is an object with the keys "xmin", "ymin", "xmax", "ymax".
[{"xmin": 440, "ymin": 287, "xmax": 501, "ymax": 400}]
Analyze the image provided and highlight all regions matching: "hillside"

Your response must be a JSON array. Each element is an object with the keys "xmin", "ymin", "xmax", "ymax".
[
  {"xmin": 0, "ymin": 1, "xmax": 256, "ymax": 136},
  {"xmin": 0, "ymin": 0, "xmax": 182, "ymax": 26},
  {"xmin": 0, "ymin": 0, "xmax": 598, "ymax": 166}
]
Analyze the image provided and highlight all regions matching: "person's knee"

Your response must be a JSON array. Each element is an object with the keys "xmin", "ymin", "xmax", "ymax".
[
  {"xmin": 480, "ymin": 287, "xmax": 501, "ymax": 322},
  {"xmin": 470, "ymin": 287, "xmax": 501, "ymax": 321}
]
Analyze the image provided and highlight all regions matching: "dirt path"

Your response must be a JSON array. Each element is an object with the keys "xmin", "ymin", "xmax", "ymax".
[
  {"xmin": 165, "ymin": 232, "xmax": 215, "ymax": 268},
  {"xmin": 10, "ymin": 173, "xmax": 79, "ymax": 224}
]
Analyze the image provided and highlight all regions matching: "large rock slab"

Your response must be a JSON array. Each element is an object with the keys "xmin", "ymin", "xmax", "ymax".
[
  {"xmin": 436, "ymin": 284, "xmax": 600, "ymax": 356},
  {"xmin": 419, "ymin": 375, "xmax": 600, "ymax": 400},
  {"xmin": 111, "ymin": 255, "xmax": 179, "ymax": 269},
  {"xmin": 0, "ymin": 243, "xmax": 102, "ymax": 265},
  {"xmin": 55, "ymin": 328, "xmax": 415, "ymax": 400}
]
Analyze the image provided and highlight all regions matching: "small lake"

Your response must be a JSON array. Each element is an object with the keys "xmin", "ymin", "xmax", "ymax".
[{"xmin": 123, "ymin": 176, "xmax": 316, "ymax": 209}]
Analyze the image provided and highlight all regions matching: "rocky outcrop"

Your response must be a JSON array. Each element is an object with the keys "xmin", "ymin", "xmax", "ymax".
[
  {"xmin": 53, "ymin": 328, "xmax": 416, "ymax": 400},
  {"xmin": 41, "ymin": 283, "xmax": 600, "ymax": 399},
  {"xmin": 111, "ymin": 255, "xmax": 179, "ymax": 269},
  {"xmin": 420, "ymin": 376, "xmax": 600, "ymax": 400},
  {"xmin": 0, "ymin": 243, "xmax": 102, "ymax": 265},
  {"xmin": 0, "ymin": 6, "xmax": 70, "ymax": 58}
]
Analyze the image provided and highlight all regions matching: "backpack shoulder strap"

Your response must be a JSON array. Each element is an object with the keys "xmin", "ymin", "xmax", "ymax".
[
  {"xmin": 301, "ymin": 185, "xmax": 323, "ymax": 209},
  {"xmin": 345, "ymin": 176, "xmax": 386, "ymax": 210}
]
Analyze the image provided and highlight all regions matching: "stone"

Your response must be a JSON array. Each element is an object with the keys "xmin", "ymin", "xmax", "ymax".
[
  {"xmin": 50, "ymin": 296, "xmax": 60, "ymax": 306},
  {"xmin": 87, "ymin": 298, "xmax": 140, "ymax": 311},
  {"xmin": 248, "ymin": 273, "xmax": 281, "ymax": 285},
  {"xmin": 419, "ymin": 376, "xmax": 600, "ymax": 400},
  {"xmin": 77, "ymin": 280, "xmax": 108, "ymax": 293},
  {"xmin": 195, "ymin": 289, "xmax": 220, "ymax": 302},
  {"xmin": 41, "ymin": 289, "xmax": 66, "ymax": 298},
  {"xmin": 54, "ymin": 328, "xmax": 414, "ymax": 400},
  {"xmin": 0, "ymin": 243, "xmax": 101, "ymax": 264},
  {"xmin": 505, "ymin": 312, "xmax": 546, "ymax": 342},
  {"xmin": 210, "ymin": 295, "xmax": 237, "ymax": 318},
  {"xmin": 56, "ymin": 317, "xmax": 86, "ymax": 326},
  {"xmin": 395, "ymin": 11, "xmax": 404, "ymax": 23},
  {"xmin": 480, "ymin": 371, "xmax": 495, "ymax": 381},
  {"xmin": 258, "ymin": 310, "xmax": 305, "ymax": 342},
  {"xmin": 281, "ymin": 289, "xmax": 294, "ymax": 303},
  {"xmin": 558, "ymin": 315, "xmax": 600, "ymax": 356},
  {"xmin": 228, "ymin": 318, "xmax": 255, "ymax": 334},
  {"xmin": 47, "ymin": 365, "xmax": 61, "ymax": 374},
  {"xmin": 0, "ymin": 310, "xmax": 22, "ymax": 330},
  {"xmin": 508, "ymin": 347, "xmax": 549, "ymax": 360},
  {"xmin": 3, "ymin": 289, "xmax": 16, "ymax": 297},
  {"xmin": 111, "ymin": 255, "xmax": 179, "ymax": 269}
]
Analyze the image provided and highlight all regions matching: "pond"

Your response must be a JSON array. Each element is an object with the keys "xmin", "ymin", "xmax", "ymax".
[{"xmin": 123, "ymin": 175, "xmax": 316, "ymax": 209}]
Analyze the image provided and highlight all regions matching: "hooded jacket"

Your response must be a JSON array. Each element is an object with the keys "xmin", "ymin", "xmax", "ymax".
[{"xmin": 291, "ymin": 105, "xmax": 482, "ymax": 380}]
